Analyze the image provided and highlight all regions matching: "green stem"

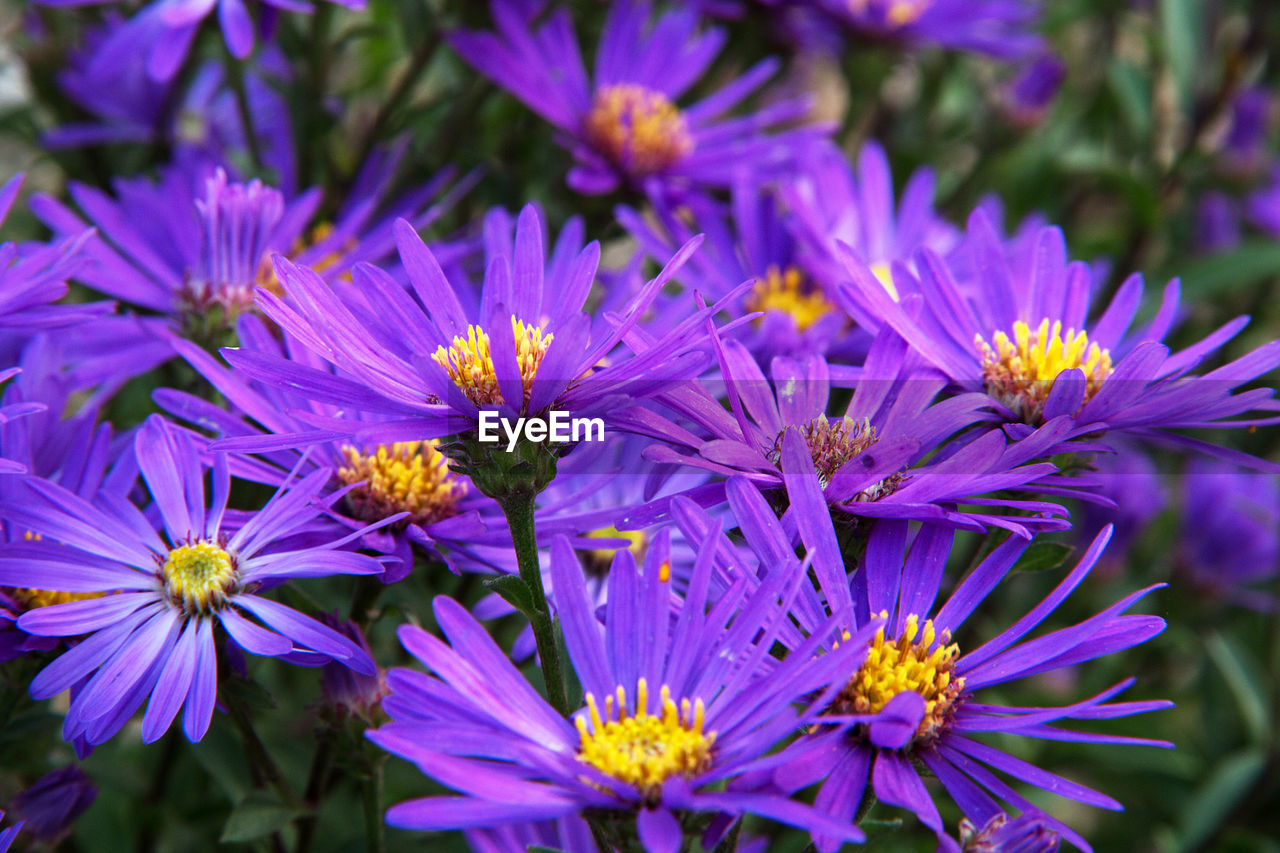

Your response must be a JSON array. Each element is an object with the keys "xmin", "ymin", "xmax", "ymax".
[
  {"xmin": 225, "ymin": 691, "xmax": 301, "ymax": 809},
  {"xmin": 294, "ymin": 727, "xmax": 338, "ymax": 853},
  {"xmin": 712, "ymin": 818, "xmax": 742, "ymax": 853},
  {"xmin": 362, "ymin": 754, "xmax": 387, "ymax": 853},
  {"xmin": 500, "ymin": 490, "xmax": 569, "ymax": 716},
  {"xmin": 349, "ymin": 574, "xmax": 386, "ymax": 631},
  {"xmin": 588, "ymin": 818, "xmax": 614, "ymax": 853},
  {"xmin": 854, "ymin": 792, "xmax": 878, "ymax": 825}
]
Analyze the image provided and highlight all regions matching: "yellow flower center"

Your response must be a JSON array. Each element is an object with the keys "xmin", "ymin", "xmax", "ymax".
[
  {"xmin": 744, "ymin": 265, "xmax": 835, "ymax": 332},
  {"xmin": 576, "ymin": 678, "xmax": 714, "ymax": 803},
  {"xmin": 975, "ymin": 319, "xmax": 1114, "ymax": 423},
  {"xmin": 849, "ymin": 0, "xmax": 932, "ymax": 27},
  {"xmin": 832, "ymin": 612, "xmax": 963, "ymax": 745},
  {"xmin": 9, "ymin": 588, "xmax": 104, "ymax": 610},
  {"xmin": 582, "ymin": 526, "xmax": 649, "ymax": 576},
  {"xmin": 162, "ymin": 540, "xmax": 236, "ymax": 613},
  {"xmin": 337, "ymin": 440, "xmax": 466, "ymax": 526},
  {"xmin": 432, "ymin": 318, "xmax": 553, "ymax": 412},
  {"xmin": 584, "ymin": 84, "xmax": 695, "ymax": 176}
]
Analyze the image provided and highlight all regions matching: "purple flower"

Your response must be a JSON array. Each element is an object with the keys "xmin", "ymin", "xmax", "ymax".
[
  {"xmin": 32, "ymin": 156, "xmax": 470, "ymax": 383},
  {"xmin": 1179, "ymin": 457, "xmax": 1280, "ymax": 610},
  {"xmin": 36, "ymin": 0, "xmax": 364, "ymax": 82},
  {"xmin": 222, "ymin": 203, "xmax": 721, "ymax": 444},
  {"xmin": 318, "ymin": 614, "xmax": 387, "ymax": 722},
  {"xmin": 156, "ymin": 316, "xmax": 507, "ymax": 580},
  {"xmin": 1196, "ymin": 191, "xmax": 1241, "ymax": 254},
  {"xmin": 1245, "ymin": 165, "xmax": 1280, "ymax": 239},
  {"xmin": 623, "ymin": 326, "xmax": 1075, "ymax": 537},
  {"xmin": 959, "ymin": 811, "xmax": 1061, "ymax": 852},
  {"xmin": 837, "ymin": 210, "xmax": 1280, "ymax": 461},
  {"xmin": 8, "ymin": 765, "xmax": 98, "ymax": 845},
  {"xmin": 780, "ymin": 140, "xmax": 960, "ymax": 313},
  {"xmin": 1001, "ymin": 54, "xmax": 1065, "ymax": 126},
  {"xmin": 618, "ymin": 180, "xmax": 853, "ymax": 362},
  {"xmin": 672, "ymin": 479, "xmax": 1171, "ymax": 851},
  {"xmin": 449, "ymin": 0, "xmax": 826, "ymax": 195},
  {"xmin": 0, "ymin": 810, "xmax": 21, "ymax": 853},
  {"xmin": 812, "ymin": 0, "xmax": 1043, "ymax": 61},
  {"xmin": 1219, "ymin": 87, "xmax": 1271, "ymax": 177},
  {"xmin": 0, "ymin": 174, "xmax": 106, "ymax": 335},
  {"xmin": 368, "ymin": 527, "xmax": 877, "ymax": 850},
  {"xmin": 0, "ymin": 415, "xmax": 388, "ymax": 746}
]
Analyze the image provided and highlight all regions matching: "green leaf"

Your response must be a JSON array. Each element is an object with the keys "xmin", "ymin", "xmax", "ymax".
[
  {"xmin": 528, "ymin": 847, "xmax": 566, "ymax": 853},
  {"xmin": 1011, "ymin": 542, "xmax": 1075, "ymax": 574},
  {"xmin": 219, "ymin": 791, "xmax": 304, "ymax": 843},
  {"xmin": 1205, "ymin": 632, "xmax": 1270, "ymax": 745},
  {"xmin": 1177, "ymin": 241, "xmax": 1280, "ymax": 299},
  {"xmin": 484, "ymin": 574, "xmax": 537, "ymax": 618},
  {"xmin": 1174, "ymin": 749, "xmax": 1267, "ymax": 853},
  {"xmin": 1107, "ymin": 60, "xmax": 1152, "ymax": 140},
  {"xmin": 1159, "ymin": 0, "xmax": 1198, "ymax": 104}
]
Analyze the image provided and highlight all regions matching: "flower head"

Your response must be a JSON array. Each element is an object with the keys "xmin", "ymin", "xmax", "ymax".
[
  {"xmin": 0, "ymin": 415, "xmax": 389, "ymax": 746},
  {"xmin": 8, "ymin": 765, "xmax": 97, "ymax": 845},
  {"xmin": 450, "ymin": 0, "xmax": 826, "ymax": 195},
  {"xmin": 814, "ymin": 0, "xmax": 1043, "ymax": 60}
]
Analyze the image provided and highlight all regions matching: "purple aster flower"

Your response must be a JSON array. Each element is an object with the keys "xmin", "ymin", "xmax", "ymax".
[
  {"xmin": 318, "ymin": 613, "xmax": 387, "ymax": 722},
  {"xmin": 1001, "ymin": 54, "xmax": 1065, "ymax": 126},
  {"xmin": 368, "ymin": 528, "xmax": 879, "ymax": 851},
  {"xmin": 1072, "ymin": 440, "xmax": 1166, "ymax": 573},
  {"xmin": 449, "ymin": 0, "xmax": 827, "ymax": 196},
  {"xmin": 466, "ymin": 815, "xmax": 597, "ymax": 853},
  {"xmin": 811, "ymin": 0, "xmax": 1043, "ymax": 61},
  {"xmin": 618, "ymin": 179, "xmax": 853, "ymax": 362},
  {"xmin": 155, "ymin": 315, "xmax": 507, "ymax": 580},
  {"xmin": 837, "ymin": 209, "xmax": 1280, "ymax": 462},
  {"xmin": 31, "ymin": 155, "xmax": 471, "ymax": 383},
  {"xmin": 36, "ymin": 0, "xmax": 364, "ymax": 81},
  {"xmin": 959, "ymin": 811, "xmax": 1061, "ymax": 852},
  {"xmin": 1196, "ymin": 191, "xmax": 1241, "ymax": 254},
  {"xmin": 1245, "ymin": 165, "xmax": 1280, "ymax": 239},
  {"xmin": 0, "ymin": 174, "xmax": 107, "ymax": 334},
  {"xmin": 8, "ymin": 765, "xmax": 98, "ymax": 845},
  {"xmin": 222, "ymin": 203, "xmax": 724, "ymax": 450},
  {"xmin": 673, "ymin": 479, "xmax": 1172, "ymax": 851},
  {"xmin": 0, "ymin": 415, "xmax": 389, "ymax": 746},
  {"xmin": 1178, "ymin": 457, "xmax": 1280, "ymax": 611},
  {"xmin": 622, "ymin": 325, "xmax": 1076, "ymax": 537},
  {"xmin": 780, "ymin": 140, "xmax": 960, "ymax": 314},
  {"xmin": 1218, "ymin": 87, "xmax": 1271, "ymax": 177}
]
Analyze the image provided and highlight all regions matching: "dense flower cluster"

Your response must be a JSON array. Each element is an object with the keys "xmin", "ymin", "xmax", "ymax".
[{"xmin": 1, "ymin": 0, "xmax": 1278, "ymax": 851}]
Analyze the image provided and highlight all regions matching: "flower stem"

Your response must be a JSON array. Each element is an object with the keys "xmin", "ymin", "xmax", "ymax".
[
  {"xmin": 499, "ymin": 490, "xmax": 569, "ymax": 717},
  {"xmin": 294, "ymin": 727, "xmax": 338, "ymax": 853},
  {"xmin": 362, "ymin": 753, "xmax": 387, "ymax": 853},
  {"xmin": 225, "ymin": 690, "xmax": 301, "ymax": 809}
]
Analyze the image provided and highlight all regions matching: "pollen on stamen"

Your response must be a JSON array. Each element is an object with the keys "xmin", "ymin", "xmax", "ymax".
[
  {"xmin": 432, "ymin": 317, "xmax": 554, "ymax": 411},
  {"xmin": 849, "ymin": 0, "xmax": 933, "ymax": 28},
  {"xmin": 338, "ymin": 440, "xmax": 466, "ymax": 526},
  {"xmin": 575, "ymin": 678, "xmax": 714, "ymax": 803},
  {"xmin": 581, "ymin": 526, "xmax": 648, "ymax": 577},
  {"xmin": 769, "ymin": 414, "xmax": 904, "ymax": 499},
  {"xmin": 976, "ymin": 318, "xmax": 1114, "ymax": 423},
  {"xmin": 584, "ymin": 84, "xmax": 694, "ymax": 176},
  {"xmin": 744, "ymin": 265, "xmax": 835, "ymax": 332},
  {"xmin": 255, "ymin": 222, "xmax": 352, "ymax": 298},
  {"xmin": 9, "ymin": 588, "xmax": 104, "ymax": 611},
  {"xmin": 161, "ymin": 540, "xmax": 237, "ymax": 613},
  {"xmin": 830, "ymin": 611, "xmax": 964, "ymax": 745}
]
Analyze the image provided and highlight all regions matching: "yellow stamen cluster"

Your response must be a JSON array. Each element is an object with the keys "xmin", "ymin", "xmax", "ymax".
[
  {"xmin": 976, "ymin": 319, "xmax": 1114, "ymax": 423},
  {"xmin": 582, "ymin": 526, "xmax": 649, "ymax": 576},
  {"xmin": 162, "ymin": 540, "xmax": 237, "ymax": 613},
  {"xmin": 584, "ymin": 84, "xmax": 694, "ymax": 176},
  {"xmin": 745, "ymin": 265, "xmax": 835, "ymax": 332},
  {"xmin": 832, "ymin": 612, "xmax": 963, "ymax": 745},
  {"xmin": 337, "ymin": 441, "xmax": 466, "ymax": 526},
  {"xmin": 432, "ymin": 318, "xmax": 554, "ymax": 411},
  {"xmin": 9, "ymin": 588, "xmax": 104, "ymax": 610},
  {"xmin": 256, "ymin": 222, "xmax": 352, "ymax": 297},
  {"xmin": 849, "ymin": 0, "xmax": 932, "ymax": 27},
  {"xmin": 575, "ymin": 678, "xmax": 714, "ymax": 803}
]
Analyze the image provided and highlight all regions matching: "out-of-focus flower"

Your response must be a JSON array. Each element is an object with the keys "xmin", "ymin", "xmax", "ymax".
[
  {"xmin": 674, "ymin": 482, "xmax": 1171, "ymax": 851},
  {"xmin": 0, "ymin": 809, "xmax": 22, "ymax": 852},
  {"xmin": 1219, "ymin": 87, "xmax": 1271, "ymax": 178},
  {"xmin": 839, "ymin": 210, "xmax": 1280, "ymax": 462},
  {"xmin": 959, "ymin": 811, "xmax": 1061, "ymax": 852},
  {"xmin": 1074, "ymin": 440, "xmax": 1167, "ymax": 572},
  {"xmin": 31, "ymin": 156, "xmax": 471, "ymax": 382},
  {"xmin": 8, "ymin": 765, "xmax": 98, "ymax": 845},
  {"xmin": 1179, "ymin": 457, "xmax": 1280, "ymax": 610},
  {"xmin": 810, "ymin": 0, "xmax": 1043, "ymax": 60},
  {"xmin": 369, "ymin": 528, "xmax": 877, "ymax": 850},
  {"xmin": 1196, "ymin": 191, "xmax": 1242, "ymax": 254},
  {"xmin": 0, "ymin": 415, "xmax": 389, "ymax": 747},
  {"xmin": 319, "ymin": 614, "xmax": 387, "ymax": 721},
  {"xmin": 35, "ymin": 0, "xmax": 365, "ymax": 81},
  {"xmin": 450, "ymin": 0, "xmax": 827, "ymax": 196},
  {"xmin": 1245, "ymin": 165, "xmax": 1280, "ymax": 239},
  {"xmin": 1001, "ymin": 54, "xmax": 1065, "ymax": 126}
]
